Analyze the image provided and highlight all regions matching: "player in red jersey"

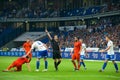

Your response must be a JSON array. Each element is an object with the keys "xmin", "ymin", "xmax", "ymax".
[
  {"xmin": 22, "ymin": 38, "xmax": 32, "ymax": 71},
  {"xmin": 2, "ymin": 56, "xmax": 30, "ymax": 72},
  {"xmin": 23, "ymin": 38, "xmax": 32, "ymax": 59},
  {"xmin": 70, "ymin": 37, "xmax": 82, "ymax": 71}
]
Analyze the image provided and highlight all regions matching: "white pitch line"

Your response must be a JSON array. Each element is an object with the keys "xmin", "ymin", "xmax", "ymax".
[{"xmin": 1, "ymin": 75, "xmax": 120, "ymax": 79}]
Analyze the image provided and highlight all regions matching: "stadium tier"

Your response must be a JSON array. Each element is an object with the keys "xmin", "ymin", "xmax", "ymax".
[
  {"xmin": 0, "ymin": 1, "xmax": 120, "ymax": 80},
  {"xmin": 0, "ymin": 0, "xmax": 120, "ymax": 50}
]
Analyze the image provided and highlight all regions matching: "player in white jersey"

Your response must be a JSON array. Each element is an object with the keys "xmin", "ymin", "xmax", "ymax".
[
  {"xmin": 99, "ymin": 35, "xmax": 119, "ymax": 73},
  {"xmin": 79, "ymin": 39, "xmax": 88, "ymax": 70},
  {"xmin": 24, "ymin": 40, "xmax": 48, "ymax": 72}
]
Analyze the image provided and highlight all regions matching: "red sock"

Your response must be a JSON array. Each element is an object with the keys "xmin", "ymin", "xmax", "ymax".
[
  {"xmin": 78, "ymin": 64, "xmax": 80, "ymax": 70},
  {"xmin": 73, "ymin": 62, "xmax": 77, "ymax": 69}
]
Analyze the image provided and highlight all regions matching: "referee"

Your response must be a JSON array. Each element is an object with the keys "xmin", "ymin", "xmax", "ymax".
[{"xmin": 45, "ymin": 29, "xmax": 61, "ymax": 71}]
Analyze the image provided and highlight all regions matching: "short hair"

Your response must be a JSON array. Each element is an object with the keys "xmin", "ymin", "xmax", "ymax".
[
  {"xmin": 74, "ymin": 36, "xmax": 79, "ymax": 40},
  {"xmin": 105, "ymin": 34, "xmax": 111, "ymax": 39}
]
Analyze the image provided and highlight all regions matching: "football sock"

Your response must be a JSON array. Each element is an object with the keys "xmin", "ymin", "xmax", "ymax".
[
  {"xmin": 57, "ymin": 61, "xmax": 61, "ymax": 66},
  {"xmin": 80, "ymin": 62, "xmax": 82, "ymax": 66},
  {"xmin": 45, "ymin": 61, "xmax": 48, "ymax": 69},
  {"xmin": 102, "ymin": 62, "xmax": 107, "ymax": 70},
  {"xmin": 36, "ymin": 61, "xmax": 40, "ymax": 69},
  {"xmin": 78, "ymin": 64, "xmax": 80, "ymax": 70},
  {"xmin": 114, "ymin": 63, "xmax": 118, "ymax": 71},
  {"xmin": 72, "ymin": 61, "xmax": 77, "ymax": 69},
  {"xmin": 54, "ymin": 62, "xmax": 57, "ymax": 69},
  {"xmin": 82, "ymin": 62, "xmax": 86, "ymax": 68}
]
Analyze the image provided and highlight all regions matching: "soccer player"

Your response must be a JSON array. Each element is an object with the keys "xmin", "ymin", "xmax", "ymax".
[
  {"xmin": 24, "ymin": 40, "xmax": 48, "ymax": 72},
  {"xmin": 99, "ymin": 35, "xmax": 119, "ymax": 73},
  {"xmin": 23, "ymin": 38, "xmax": 32, "ymax": 71},
  {"xmin": 3, "ymin": 56, "xmax": 30, "ymax": 72},
  {"xmin": 70, "ymin": 37, "xmax": 82, "ymax": 71},
  {"xmin": 45, "ymin": 29, "xmax": 61, "ymax": 71},
  {"xmin": 79, "ymin": 39, "xmax": 88, "ymax": 70}
]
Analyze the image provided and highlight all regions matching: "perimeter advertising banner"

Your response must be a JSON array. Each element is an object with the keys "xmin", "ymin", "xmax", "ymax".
[{"xmin": 0, "ymin": 51, "xmax": 120, "ymax": 61}]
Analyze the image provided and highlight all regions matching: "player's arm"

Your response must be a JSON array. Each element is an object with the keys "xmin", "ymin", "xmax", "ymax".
[
  {"xmin": 45, "ymin": 28, "xmax": 52, "ymax": 40},
  {"xmin": 59, "ymin": 45, "xmax": 62, "ymax": 55},
  {"xmin": 23, "ymin": 43, "xmax": 34, "ymax": 57},
  {"xmin": 23, "ymin": 49, "xmax": 32, "ymax": 58},
  {"xmin": 43, "ymin": 43, "xmax": 49, "ymax": 51},
  {"xmin": 79, "ymin": 42, "xmax": 82, "ymax": 54},
  {"xmin": 99, "ymin": 46, "xmax": 111, "ymax": 52},
  {"xmin": 70, "ymin": 48, "xmax": 74, "ymax": 55},
  {"xmin": 84, "ymin": 47, "xmax": 88, "ymax": 57}
]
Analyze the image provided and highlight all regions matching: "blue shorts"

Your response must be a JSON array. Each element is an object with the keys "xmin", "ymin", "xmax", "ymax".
[
  {"xmin": 80, "ymin": 55, "xmax": 85, "ymax": 60},
  {"xmin": 105, "ymin": 54, "xmax": 115, "ymax": 60},
  {"xmin": 37, "ymin": 50, "xmax": 48, "ymax": 58}
]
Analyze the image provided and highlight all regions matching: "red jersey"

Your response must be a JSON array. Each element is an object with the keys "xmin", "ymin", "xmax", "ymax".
[
  {"xmin": 23, "ymin": 42, "xmax": 32, "ymax": 58},
  {"xmin": 15, "ymin": 57, "xmax": 29, "ymax": 66},
  {"xmin": 73, "ymin": 41, "xmax": 81, "ymax": 54},
  {"xmin": 23, "ymin": 42, "xmax": 31, "ymax": 53}
]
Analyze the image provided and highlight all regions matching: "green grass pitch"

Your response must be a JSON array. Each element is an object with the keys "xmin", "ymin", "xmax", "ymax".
[{"xmin": 0, "ymin": 56, "xmax": 120, "ymax": 80}]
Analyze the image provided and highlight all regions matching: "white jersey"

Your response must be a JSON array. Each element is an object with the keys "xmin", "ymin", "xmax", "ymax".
[
  {"xmin": 31, "ymin": 41, "xmax": 47, "ymax": 51},
  {"xmin": 107, "ymin": 40, "xmax": 114, "ymax": 55},
  {"xmin": 81, "ymin": 43, "xmax": 86, "ymax": 55}
]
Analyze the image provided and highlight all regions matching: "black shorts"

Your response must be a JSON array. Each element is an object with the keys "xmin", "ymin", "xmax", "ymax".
[{"xmin": 53, "ymin": 51, "xmax": 61, "ymax": 59}]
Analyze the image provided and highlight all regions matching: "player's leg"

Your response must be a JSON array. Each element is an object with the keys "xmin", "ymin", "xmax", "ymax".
[
  {"xmin": 26, "ymin": 63, "xmax": 31, "ymax": 71},
  {"xmin": 112, "ymin": 60, "xmax": 119, "ymax": 72},
  {"xmin": 57, "ymin": 58, "xmax": 61, "ymax": 67},
  {"xmin": 53, "ymin": 53, "xmax": 58, "ymax": 71},
  {"xmin": 36, "ymin": 51, "xmax": 42, "ymax": 71},
  {"xmin": 42, "ymin": 58, "xmax": 48, "ymax": 72},
  {"xmin": 54, "ymin": 58, "xmax": 58, "ymax": 71},
  {"xmin": 71, "ymin": 55, "xmax": 77, "ymax": 70},
  {"xmin": 99, "ymin": 54, "xmax": 110, "ymax": 72},
  {"xmin": 3, "ymin": 61, "xmax": 16, "ymax": 72},
  {"xmin": 7, "ymin": 63, "xmax": 15, "ymax": 71},
  {"xmin": 56, "ymin": 53, "xmax": 62, "ymax": 67},
  {"xmin": 80, "ymin": 55, "xmax": 86, "ymax": 69},
  {"xmin": 26, "ymin": 57, "xmax": 31, "ymax": 71},
  {"xmin": 55, "ymin": 58, "xmax": 62, "ymax": 71},
  {"xmin": 77, "ymin": 55, "xmax": 80, "ymax": 70},
  {"xmin": 111, "ymin": 55, "xmax": 119, "ymax": 72},
  {"xmin": 16, "ymin": 65, "xmax": 22, "ymax": 71},
  {"xmin": 42, "ymin": 50, "xmax": 48, "ymax": 72},
  {"xmin": 36, "ymin": 58, "xmax": 40, "ymax": 71}
]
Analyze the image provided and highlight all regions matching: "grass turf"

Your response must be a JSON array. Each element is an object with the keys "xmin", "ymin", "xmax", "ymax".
[{"xmin": 0, "ymin": 56, "xmax": 120, "ymax": 80}]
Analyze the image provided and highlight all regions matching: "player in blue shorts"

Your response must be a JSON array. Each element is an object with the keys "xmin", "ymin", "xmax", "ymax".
[
  {"xmin": 79, "ymin": 39, "xmax": 88, "ymax": 70},
  {"xmin": 24, "ymin": 40, "xmax": 48, "ymax": 72},
  {"xmin": 99, "ymin": 35, "xmax": 119, "ymax": 73}
]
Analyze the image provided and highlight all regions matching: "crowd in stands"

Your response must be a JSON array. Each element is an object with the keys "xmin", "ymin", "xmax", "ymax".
[
  {"xmin": 51, "ymin": 19, "xmax": 120, "ymax": 49},
  {"xmin": 0, "ymin": 1, "xmax": 119, "ymax": 18}
]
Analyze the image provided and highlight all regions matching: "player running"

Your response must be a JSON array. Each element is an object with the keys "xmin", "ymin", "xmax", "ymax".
[
  {"xmin": 45, "ymin": 28, "xmax": 61, "ymax": 71},
  {"xmin": 70, "ymin": 37, "xmax": 82, "ymax": 71},
  {"xmin": 3, "ymin": 56, "xmax": 30, "ymax": 72},
  {"xmin": 79, "ymin": 39, "xmax": 88, "ymax": 70},
  {"xmin": 24, "ymin": 40, "xmax": 48, "ymax": 72},
  {"xmin": 99, "ymin": 35, "xmax": 119, "ymax": 73},
  {"xmin": 23, "ymin": 38, "xmax": 32, "ymax": 71}
]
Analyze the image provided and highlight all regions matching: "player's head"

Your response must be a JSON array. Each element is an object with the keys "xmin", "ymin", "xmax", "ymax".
[
  {"xmin": 105, "ymin": 35, "xmax": 111, "ymax": 42},
  {"xmin": 54, "ymin": 35, "xmax": 58, "ymax": 41},
  {"xmin": 74, "ymin": 37, "xmax": 79, "ymax": 42},
  {"xmin": 29, "ymin": 39, "xmax": 34, "ymax": 44},
  {"xmin": 26, "ymin": 38, "xmax": 30, "ymax": 42},
  {"xmin": 79, "ymin": 39, "xmax": 83, "ymax": 43}
]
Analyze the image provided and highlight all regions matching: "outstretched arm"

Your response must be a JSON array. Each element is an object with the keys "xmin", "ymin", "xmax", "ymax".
[
  {"xmin": 45, "ymin": 28, "xmax": 52, "ymax": 40},
  {"xmin": 99, "ymin": 46, "xmax": 111, "ymax": 52}
]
